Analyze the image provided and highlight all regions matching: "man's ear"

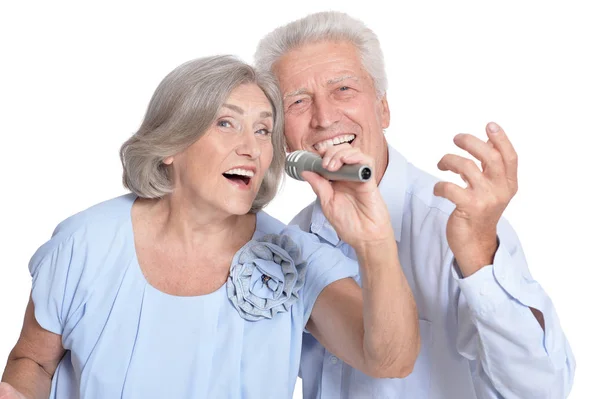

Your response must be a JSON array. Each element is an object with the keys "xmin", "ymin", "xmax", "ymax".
[{"xmin": 380, "ymin": 93, "xmax": 390, "ymax": 129}]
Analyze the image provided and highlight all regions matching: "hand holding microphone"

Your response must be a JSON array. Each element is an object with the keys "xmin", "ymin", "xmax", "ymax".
[
  {"xmin": 285, "ymin": 150, "xmax": 372, "ymax": 182},
  {"xmin": 283, "ymin": 144, "xmax": 393, "ymax": 248}
]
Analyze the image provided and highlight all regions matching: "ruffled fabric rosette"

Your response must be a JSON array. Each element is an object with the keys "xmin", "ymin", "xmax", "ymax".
[{"xmin": 226, "ymin": 233, "xmax": 307, "ymax": 321}]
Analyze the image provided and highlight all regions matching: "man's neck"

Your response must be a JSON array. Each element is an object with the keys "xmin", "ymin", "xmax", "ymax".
[{"xmin": 375, "ymin": 141, "xmax": 390, "ymax": 186}]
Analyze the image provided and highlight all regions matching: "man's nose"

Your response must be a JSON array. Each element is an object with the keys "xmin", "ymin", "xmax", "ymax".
[{"xmin": 310, "ymin": 95, "xmax": 341, "ymax": 130}]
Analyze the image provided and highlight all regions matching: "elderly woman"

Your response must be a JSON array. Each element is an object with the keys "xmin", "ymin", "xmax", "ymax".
[{"xmin": 0, "ymin": 55, "xmax": 419, "ymax": 398}]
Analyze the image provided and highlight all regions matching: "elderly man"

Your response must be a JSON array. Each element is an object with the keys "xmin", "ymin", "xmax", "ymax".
[{"xmin": 255, "ymin": 11, "xmax": 575, "ymax": 399}]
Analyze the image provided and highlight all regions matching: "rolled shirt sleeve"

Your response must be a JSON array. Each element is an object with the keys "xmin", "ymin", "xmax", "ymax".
[{"xmin": 454, "ymin": 219, "xmax": 576, "ymax": 398}]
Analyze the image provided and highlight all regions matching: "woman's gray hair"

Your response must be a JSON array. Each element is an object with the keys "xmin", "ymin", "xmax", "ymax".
[
  {"xmin": 120, "ymin": 55, "xmax": 285, "ymax": 213},
  {"xmin": 254, "ymin": 11, "xmax": 387, "ymax": 97}
]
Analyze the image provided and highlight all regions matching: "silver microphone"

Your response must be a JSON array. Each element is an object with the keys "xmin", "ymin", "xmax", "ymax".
[{"xmin": 285, "ymin": 150, "xmax": 372, "ymax": 182}]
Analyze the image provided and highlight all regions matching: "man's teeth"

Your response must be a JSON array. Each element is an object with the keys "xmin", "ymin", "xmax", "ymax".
[
  {"xmin": 314, "ymin": 134, "xmax": 356, "ymax": 152},
  {"xmin": 223, "ymin": 168, "xmax": 255, "ymax": 177}
]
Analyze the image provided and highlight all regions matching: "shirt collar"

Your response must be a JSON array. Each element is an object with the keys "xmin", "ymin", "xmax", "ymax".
[{"xmin": 309, "ymin": 143, "xmax": 408, "ymax": 245}]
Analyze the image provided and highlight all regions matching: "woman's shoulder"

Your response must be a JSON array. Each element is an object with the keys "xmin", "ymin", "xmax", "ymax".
[
  {"xmin": 52, "ymin": 193, "xmax": 136, "ymax": 238},
  {"xmin": 28, "ymin": 194, "xmax": 139, "ymax": 336},
  {"xmin": 31, "ymin": 194, "xmax": 136, "ymax": 265}
]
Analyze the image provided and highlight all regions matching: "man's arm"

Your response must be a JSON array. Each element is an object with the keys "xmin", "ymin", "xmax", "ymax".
[
  {"xmin": 302, "ymin": 144, "xmax": 419, "ymax": 379},
  {"xmin": 1, "ymin": 296, "xmax": 65, "ymax": 399},
  {"xmin": 435, "ymin": 122, "xmax": 574, "ymax": 397},
  {"xmin": 307, "ymin": 237, "xmax": 419, "ymax": 378},
  {"xmin": 452, "ymin": 219, "xmax": 575, "ymax": 398}
]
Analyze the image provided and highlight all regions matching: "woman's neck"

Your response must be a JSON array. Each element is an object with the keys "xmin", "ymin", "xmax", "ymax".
[{"xmin": 137, "ymin": 194, "xmax": 256, "ymax": 256}]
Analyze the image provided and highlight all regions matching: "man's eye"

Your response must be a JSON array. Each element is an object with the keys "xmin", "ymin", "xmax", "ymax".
[
  {"xmin": 287, "ymin": 98, "xmax": 309, "ymax": 111},
  {"xmin": 339, "ymin": 86, "xmax": 350, "ymax": 91}
]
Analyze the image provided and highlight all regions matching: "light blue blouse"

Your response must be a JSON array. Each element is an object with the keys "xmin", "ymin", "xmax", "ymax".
[{"xmin": 29, "ymin": 194, "xmax": 357, "ymax": 398}]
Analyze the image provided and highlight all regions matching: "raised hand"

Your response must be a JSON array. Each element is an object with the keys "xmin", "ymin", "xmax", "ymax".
[{"xmin": 434, "ymin": 122, "xmax": 518, "ymax": 277}]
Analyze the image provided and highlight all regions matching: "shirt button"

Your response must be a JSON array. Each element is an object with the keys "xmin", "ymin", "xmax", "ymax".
[
  {"xmin": 330, "ymin": 356, "xmax": 339, "ymax": 365},
  {"xmin": 480, "ymin": 281, "xmax": 490, "ymax": 296}
]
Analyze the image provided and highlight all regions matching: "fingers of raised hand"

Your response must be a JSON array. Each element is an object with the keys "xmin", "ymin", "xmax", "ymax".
[
  {"xmin": 437, "ymin": 153, "xmax": 486, "ymax": 188},
  {"xmin": 453, "ymin": 133, "xmax": 505, "ymax": 180},
  {"xmin": 433, "ymin": 181, "xmax": 471, "ymax": 207},
  {"xmin": 485, "ymin": 122, "xmax": 519, "ymax": 191}
]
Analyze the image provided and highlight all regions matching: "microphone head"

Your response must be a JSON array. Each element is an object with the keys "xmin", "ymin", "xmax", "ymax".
[{"xmin": 284, "ymin": 150, "xmax": 310, "ymax": 181}]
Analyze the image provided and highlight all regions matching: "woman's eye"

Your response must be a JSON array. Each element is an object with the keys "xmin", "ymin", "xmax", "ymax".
[
  {"xmin": 217, "ymin": 120, "xmax": 232, "ymax": 128},
  {"xmin": 256, "ymin": 128, "xmax": 272, "ymax": 136}
]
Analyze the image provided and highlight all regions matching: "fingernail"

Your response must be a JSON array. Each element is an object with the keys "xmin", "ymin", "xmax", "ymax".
[
  {"xmin": 322, "ymin": 158, "xmax": 330, "ymax": 168},
  {"xmin": 329, "ymin": 160, "xmax": 337, "ymax": 169},
  {"xmin": 488, "ymin": 122, "xmax": 500, "ymax": 133}
]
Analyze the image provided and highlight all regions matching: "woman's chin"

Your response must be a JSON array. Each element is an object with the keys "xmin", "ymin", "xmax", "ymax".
[{"xmin": 222, "ymin": 201, "xmax": 254, "ymax": 216}]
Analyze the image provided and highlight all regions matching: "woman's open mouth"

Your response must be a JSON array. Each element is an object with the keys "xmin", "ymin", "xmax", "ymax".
[{"xmin": 223, "ymin": 168, "xmax": 254, "ymax": 188}]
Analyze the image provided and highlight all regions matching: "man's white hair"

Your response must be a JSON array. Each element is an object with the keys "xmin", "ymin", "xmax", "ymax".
[{"xmin": 255, "ymin": 11, "xmax": 387, "ymax": 97}]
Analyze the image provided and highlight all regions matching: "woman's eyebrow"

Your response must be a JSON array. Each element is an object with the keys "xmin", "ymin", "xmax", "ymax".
[{"xmin": 222, "ymin": 103, "xmax": 272, "ymax": 118}]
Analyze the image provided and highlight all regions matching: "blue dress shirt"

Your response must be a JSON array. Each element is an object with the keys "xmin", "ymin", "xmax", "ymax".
[{"xmin": 293, "ymin": 144, "xmax": 575, "ymax": 398}]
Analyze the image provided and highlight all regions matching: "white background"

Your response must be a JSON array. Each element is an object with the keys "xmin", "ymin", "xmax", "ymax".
[{"xmin": 1, "ymin": 1, "xmax": 598, "ymax": 397}]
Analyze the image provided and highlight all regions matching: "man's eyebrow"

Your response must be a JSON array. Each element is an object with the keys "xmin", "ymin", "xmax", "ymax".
[
  {"xmin": 327, "ymin": 75, "xmax": 359, "ymax": 85},
  {"xmin": 284, "ymin": 88, "xmax": 309, "ymax": 99},
  {"xmin": 283, "ymin": 76, "xmax": 360, "ymax": 99}
]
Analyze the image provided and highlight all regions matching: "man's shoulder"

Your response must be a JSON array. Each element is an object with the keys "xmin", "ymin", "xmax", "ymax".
[
  {"xmin": 404, "ymin": 162, "xmax": 456, "ymax": 218},
  {"xmin": 256, "ymin": 210, "xmax": 288, "ymax": 235},
  {"xmin": 257, "ymin": 210, "xmax": 334, "ymax": 257},
  {"xmin": 288, "ymin": 202, "xmax": 316, "ymax": 232}
]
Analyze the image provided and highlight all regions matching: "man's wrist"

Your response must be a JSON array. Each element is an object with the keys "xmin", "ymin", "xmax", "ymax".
[
  {"xmin": 351, "ymin": 229, "xmax": 396, "ymax": 255},
  {"xmin": 454, "ymin": 237, "xmax": 498, "ymax": 277}
]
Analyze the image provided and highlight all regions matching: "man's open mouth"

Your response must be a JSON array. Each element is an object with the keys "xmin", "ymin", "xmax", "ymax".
[{"xmin": 313, "ymin": 134, "xmax": 356, "ymax": 152}]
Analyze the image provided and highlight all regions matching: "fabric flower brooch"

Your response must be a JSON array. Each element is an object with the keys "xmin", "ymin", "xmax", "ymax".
[{"xmin": 226, "ymin": 234, "xmax": 307, "ymax": 321}]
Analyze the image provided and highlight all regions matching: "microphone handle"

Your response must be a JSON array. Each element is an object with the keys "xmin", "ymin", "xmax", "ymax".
[{"xmin": 305, "ymin": 157, "xmax": 371, "ymax": 182}]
